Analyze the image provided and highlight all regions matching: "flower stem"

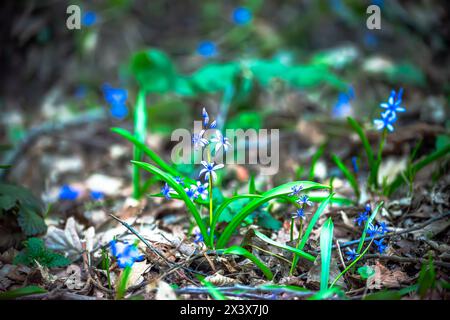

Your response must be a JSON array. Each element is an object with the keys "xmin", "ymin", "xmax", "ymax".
[
  {"xmin": 289, "ymin": 219, "xmax": 303, "ymax": 275},
  {"xmin": 290, "ymin": 217, "xmax": 295, "ymax": 242},
  {"xmin": 372, "ymin": 129, "xmax": 387, "ymax": 190},
  {"xmin": 330, "ymin": 239, "xmax": 374, "ymax": 288}
]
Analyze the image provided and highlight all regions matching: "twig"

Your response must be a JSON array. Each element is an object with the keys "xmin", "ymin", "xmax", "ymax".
[{"xmin": 361, "ymin": 254, "xmax": 450, "ymax": 268}]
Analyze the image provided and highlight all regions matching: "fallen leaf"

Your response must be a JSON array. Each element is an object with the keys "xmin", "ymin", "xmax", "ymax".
[{"xmin": 367, "ymin": 262, "xmax": 409, "ymax": 289}]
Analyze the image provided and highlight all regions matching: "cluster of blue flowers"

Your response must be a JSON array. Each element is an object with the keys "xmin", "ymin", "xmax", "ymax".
[
  {"xmin": 288, "ymin": 185, "xmax": 312, "ymax": 220},
  {"xmin": 58, "ymin": 185, "xmax": 104, "ymax": 201},
  {"xmin": 346, "ymin": 203, "xmax": 389, "ymax": 260},
  {"xmin": 373, "ymin": 89, "xmax": 405, "ymax": 133},
  {"xmin": 102, "ymin": 84, "xmax": 129, "ymax": 120},
  {"xmin": 109, "ymin": 240, "xmax": 144, "ymax": 268},
  {"xmin": 197, "ymin": 7, "xmax": 252, "ymax": 58}
]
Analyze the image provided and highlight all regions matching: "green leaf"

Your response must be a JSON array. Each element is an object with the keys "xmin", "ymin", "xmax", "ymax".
[
  {"xmin": 216, "ymin": 181, "xmax": 329, "ymax": 248},
  {"xmin": 13, "ymin": 237, "xmax": 69, "ymax": 268},
  {"xmin": 307, "ymin": 287, "xmax": 346, "ymax": 300},
  {"xmin": 358, "ymin": 265, "xmax": 375, "ymax": 280},
  {"xmin": 131, "ymin": 161, "xmax": 209, "ymax": 245},
  {"xmin": 132, "ymin": 89, "xmax": 147, "ymax": 199},
  {"xmin": 249, "ymin": 174, "xmax": 256, "ymax": 194},
  {"xmin": 320, "ymin": 217, "xmax": 334, "ymax": 291},
  {"xmin": 222, "ymin": 246, "xmax": 273, "ymax": 280},
  {"xmin": 417, "ymin": 255, "xmax": 436, "ymax": 299},
  {"xmin": 199, "ymin": 278, "xmax": 227, "ymax": 300},
  {"xmin": 252, "ymin": 230, "xmax": 315, "ymax": 262},
  {"xmin": 0, "ymin": 285, "xmax": 47, "ymax": 300},
  {"xmin": 332, "ymin": 154, "xmax": 360, "ymax": 200},
  {"xmin": 17, "ymin": 208, "xmax": 48, "ymax": 236},
  {"xmin": 309, "ymin": 143, "xmax": 326, "ymax": 180}
]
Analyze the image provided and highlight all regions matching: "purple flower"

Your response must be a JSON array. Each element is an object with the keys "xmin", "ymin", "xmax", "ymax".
[
  {"xmin": 296, "ymin": 195, "xmax": 312, "ymax": 207},
  {"xmin": 354, "ymin": 211, "xmax": 369, "ymax": 226},
  {"xmin": 292, "ymin": 208, "xmax": 306, "ymax": 220},
  {"xmin": 366, "ymin": 223, "xmax": 379, "ymax": 237},
  {"xmin": 377, "ymin": 222, "xmax": 389, "ymax": 235}
]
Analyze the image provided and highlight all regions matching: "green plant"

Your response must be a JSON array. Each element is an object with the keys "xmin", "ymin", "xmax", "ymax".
[
  {"xmin": 0, "ymin": 285, "xmax": 47, "ymax": 300},
  {"xmin": 320, "ymin": 217, "xmax": 334, "ymax": 291},
  {"xmin": 132, "ymin": 90, "xmax": 148, "ymax": 199},
  {"xmin": 14, "ymin": 237, "xmax": 70, "ymax": 268},
  {"xmin": 0, "ymin": 183, "xmax": 47, "ymax": 237}
]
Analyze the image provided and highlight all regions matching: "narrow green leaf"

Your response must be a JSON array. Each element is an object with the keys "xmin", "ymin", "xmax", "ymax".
[
  {"xmin": 0, "ymin": 285, "xmax": 47, "ymax": 300},
  {"xmin": 222, "ymin": 246, "xmax": 273, "ymax": 280},
  {"xmin": 307, "ymin": 287, "xmax": 346, "ymax": 300},
  {"xmin": 199, "ymin": 278, "xmax": 227, "ymax": 300},
  {"xmin": 320, "ymin": 217, "xmax": 334, "ymax": 291},
  {"xmin": 216, "ymin": 181, "xmax": 330, "ymax": 248},
  {"xmin": 417, "ymin": 255, "xmax": 436, "ymax": 299},
  {"xmin": 356, "ymin": 202, "xmax": 383, "ymax": 254},
  {"xmin": 347, "ymin": 117, "xmax": 375, "ymax": 180},
  {"xmin": 132, "ymin": 90, "xmax": 147, "ymax": 199},
  {"xmin": 249, "ymin": 173, "xmax": 256, "ymax": 194},
  {"xmin": 309, "ymin": 143, "xmax": 326, "ymax": 180},
  {"xmin": 332, "ymin": 154, "xmax": 360, "ymax": 200},
  {"xmin": 131, "ymin": 161, "xmax": 209, "ymax": 245},
  {"xmin": 253, "ymin": 230, "xmax": 315, "ymax": 262}
]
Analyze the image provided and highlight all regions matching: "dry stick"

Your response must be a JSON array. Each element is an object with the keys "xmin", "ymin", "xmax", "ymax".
[
  {"xmin": 335, "ymin": 240, "xmax": 347, "ymax": 270},
  {"xmin": 108, "ymin": 214, "xmax": 207, "ymax": 276}
]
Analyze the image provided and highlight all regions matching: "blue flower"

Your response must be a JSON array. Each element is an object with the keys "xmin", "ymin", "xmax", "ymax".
[
  {"xmin": 210, "ymin": 130, "xmax": 231, "ymax": 153},
  {"xmin": 345, "ymin": 248, "xmax": 359, "ymax": 261},
  {"xmin": 202, "ymin": 108, "xmax": 209, "ymax": 127},
  {"xmin": 351, "ymin": 156, "xmax": 358, "ymax": 173},
  {"xmin": 354, "ymin": 211, "xmax": 369, "ymax": 226},
  {"xmin": 296, "ymin": 195, "xmax": 312, "ymax": 207},
  {"xmin": 185, "ymin": 187, "xmax": 197, "ymax": 200},
  {"xmin": 292, "ymin": 208, "xmax": 306, "ymax": 220},
  {"xmin": 364, "ymin": 203, "xmax": 371, "ymax": 213},
  {"xmin": 192, "ymin": 130, "xmax": 209, "ymax": 150},
  {"xmin": 199, "ymin": 161, "xmax": 224, "ymax": 182},
  {"xmin": 232, "ymin": 7, "xmax": 252, "ymax": 25},
  {"xmin": 366, "ymin": 223, "xmax": 379, "ymax": 237},
  {"xmin": 373, "ymin": 110, "xmax": 397, "ymax": 132},
  {"xmin": 197, "ymin": 41, "xmax": 217, "ymax": 58},
  {"xmin": 58, "ymin": 185, "xmax": 79, "ymax": 201},
  {"xmin": 90, "ymin": 190, "xmax": 104, "ymax": 201},
  {"xmin": 82, "ymin": 11, "xmax": 97, "ymax": 27},
  {"xmin": 110, "ymin": 103, "xmax": 128, "ymax": 120},
  {"xmin": 175, "ymin": 176, "xmax": 184, "ymax": 186},
  {"xmin": 193, "ymin": 230, "xmax": 204, "ymax": 244},
  {"xmin": 380, "ymin": 89, "xmax": 405, "ymax": 114},
  {"xmin": 374, "ymin": 238, "xmax": 387, "ymax": 254},
  {"xmin": 102, "ymin": 84, "xmax": 128, "ymax": 106},
  {"xmin": 288, "ymin": 184, "xmax": 304, "ymax": 197},
  {"xmin": 109, "ymin": 240, "xmax": 144, "ymax": 268},
  {"xmin": 332, "ymin": 89, "xmax": 354, "ymax": 118},
  {"xmin": 378, "ymin": 222, "xmax": 389, "ymax": 235},
  {"xmin": 161, "ymin": 183, "xmax": 173, "ymax": 200},
  {"xmin": 194, "ymin": 181, "xmax": 209, "ymax": 200}
]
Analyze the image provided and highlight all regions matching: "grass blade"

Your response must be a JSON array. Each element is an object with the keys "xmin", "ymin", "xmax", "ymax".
[
  {"xmin": 320, "ymin": 217, "xmax": 334, "ymax": 291},
  {"xmin": 356, "ymin": 201, "xmax": 383, "ymax": 254},
  {"xmin": 332, "ymin": 154, "xmax": 360, "ymax": 200},
  {"xmin": 132, "ymin": 90, "xmax": 147, "ymax": 199},
  {"xmin": 216, "ymin": 181, "xmax": 330, "ymax": 248},
  {"xmin": 252, "ymin": 230, "xmax": 316, "ymax": 262},
  {"xmin": 0, "ymin": 285, "xmax": 47, "ymax": 300},
  {"xmin": 222, "ymin": 246, "xmax": 274, "ymax": 280},
  {"xmin": 131, "ymin": 160, "xmax": 210, "ymax": 245}
]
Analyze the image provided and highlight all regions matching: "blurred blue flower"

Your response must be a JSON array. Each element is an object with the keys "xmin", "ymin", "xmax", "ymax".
[
  {"xmin": 373, "ymin": 110, "xmax": 397, "ymax": 132},
  {"xmin": 161, "ymin": 183, "xmax": 172, "ymax": 199},
  {"xmin": 377, "ymin": 222, "xmax": 389, "ymax": 235},
  {"xmin": 110, "ymin": 103, "xmax": 128, "ymax": 120},
  {"xmin": 74, "ymin": 85, "xmax": 87, "ymax": 99},
  {"xmin": 82, "ymin": 11, "xmax": 97, "ymax": 27},
  {"xmin": 332, "ymin": 87, "xmax": 354, "ymax": 118},
  {"xmin": 374, "ymin": 238, "xmax": 387, "ymax": 254},
  {"xmin": 345, "ymin": 247, "xmax": 359, "ymax": 261},
  {"xmin": 288, "ymin": 184, "xmax": 303, "ymax": 197},
  {"xmin": 292, "ymin": 208, "xmax": 306, "ymax": 220},
  {"xmin": 296, "ymin": 195, "xmax": 312, "ymax": 207},
  {"xmin": 109, "ymin": 240, "xmax": 144, "ymax": 268},
  {"xmin": 354, "ymin": 211, "xmax": 368, "ymax": 226},
  {"xmin": 351, "ymin": 156, "xmax": 359, "ymax": 173},
  {"xmin": 197, "ymin": 41, "xmax": 217, "ymax": 58},
  {"xmin": 364, "ymin": 32, "xmax": 379, "ymax": 49},
  {"xmin": 175, "ymin": 176, "xmax": 184, "ymax": 186},
  {"xmin": 380, "ymin": 89, "xmax": 405, "ymax": 114},
  {"xmin": 211, "ymin": 130, "xmax": 231, "ymax": 153},
  {"xmin": 194, "ymin": 181, "xmax": 209, "ymax": 200},
  {"xmin": 90, "ymin": 190, "xmax": 104, "ymax": 201},
  {"xmin": 202, "ymin": 107, "xmax": 209, "ymax": 127},
  {"xmin": 367, "ymin": 223, "xmax": 379, "ymax": 237},
  {"xmin": 58, "ymin": 185, "xmax": 79, "ymax": 201},
  {"xmin": 193, "ymin": 230, "xmax": 204, "ymax": 244},
  {"xmin": 232, "ymin": 7, "xmax": 252, "ymax": 25}
]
